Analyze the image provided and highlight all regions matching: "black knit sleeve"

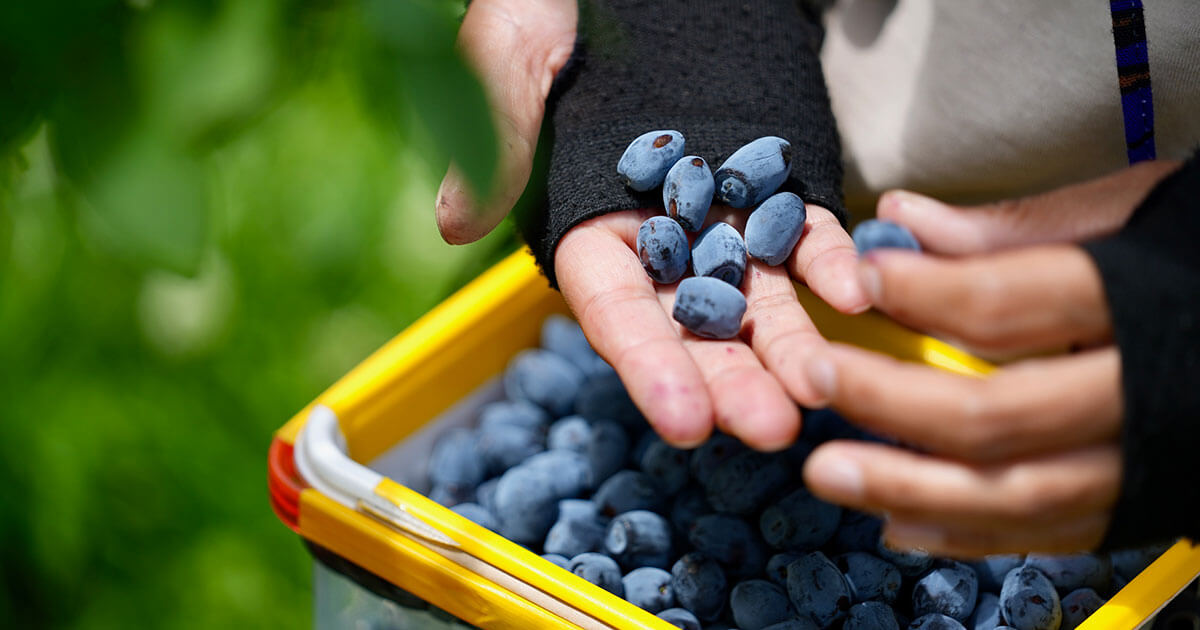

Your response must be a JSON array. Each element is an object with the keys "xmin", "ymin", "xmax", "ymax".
[
  {"xmin": 1084, "ymin": 154, "xmax": 1200, "ymax": 550},
  {"xmin": 517, "ymin": 0, "xmax": 845, "ymax": 288}
]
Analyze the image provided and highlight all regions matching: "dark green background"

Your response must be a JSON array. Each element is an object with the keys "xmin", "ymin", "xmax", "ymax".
[{"xmin": 0, "ymin": 0, "xmax": 515, "ymax": 626}]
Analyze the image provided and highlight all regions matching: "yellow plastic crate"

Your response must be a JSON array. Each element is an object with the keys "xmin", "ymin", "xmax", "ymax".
[{"xmin": 268, "ymin": 248, "xmax": 1200, "ymax": 630}]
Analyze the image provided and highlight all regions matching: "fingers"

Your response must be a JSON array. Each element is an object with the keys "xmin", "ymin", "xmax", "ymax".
[
  {"xmin": 858, "ymin": 245, "xmax": 1111, "ymax": 354},
  {"xmin": 804, "ymin": 441, "xmax": 1120, "ymax": 532},
  {"xmin": 877, "ymin": 159, "xmax": 1182, "ymax": 255},
  {"xmin": 740, "ymin": 260, "xmax": 832, "ymax": 409},
  {"xmin": 788, "ymin": 205, "xmax": 871, "ymax": 314},
  {"xmin": 803, "ymin": 344, "xmax": 1122, "ymax": 461},
  {"xmin": 436, "ymin": 0, "xmax": 578, "ymax": 244},
  {"xmin": 555, "ymin": 212, "xmax": 713, "ymax": 447}
]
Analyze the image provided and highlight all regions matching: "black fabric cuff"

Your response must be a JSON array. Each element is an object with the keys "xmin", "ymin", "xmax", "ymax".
[
  {"xmin": 1084, "ymin": 154, "xmax": 1200, "ymax": 550},
  {"xmin": 519, "ymin": 0, "xmax": 845, "ymax": 288}
]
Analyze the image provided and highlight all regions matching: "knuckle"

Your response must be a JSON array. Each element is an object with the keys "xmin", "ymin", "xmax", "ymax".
[
  {"xmin": 955, "ymin": 268, "xmax": 1011, "ymax": 344},
  {"xmin": 951, "ymin": 386, "xmax": 1010, "ymax": 459}
]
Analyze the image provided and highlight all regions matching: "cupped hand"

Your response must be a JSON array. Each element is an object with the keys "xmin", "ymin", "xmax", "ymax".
[
  {"xmin": 554, "ymin": 202, "xmax": 867, "ymax": 451},
  {"xmin": 801, "ymin": 160, "xmax": 1181, "ymax": 557}
]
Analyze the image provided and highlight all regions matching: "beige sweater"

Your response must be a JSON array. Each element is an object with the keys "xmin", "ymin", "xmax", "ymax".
[{"xmin": 820, "ymin": 0, "xmax": 1200, "ymax": 217}]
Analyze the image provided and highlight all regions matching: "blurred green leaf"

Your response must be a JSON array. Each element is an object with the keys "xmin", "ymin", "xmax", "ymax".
[
  {"xmin": 362, "ymin": 0, "xmax": 459, "ymax": 58},
  {"xmin": 81, "ymin": 128, "xmax": 207, "ymax": 275},
  {"xmin": 401, "ymin": 53, "xmax": 499, "ymax": 201}
]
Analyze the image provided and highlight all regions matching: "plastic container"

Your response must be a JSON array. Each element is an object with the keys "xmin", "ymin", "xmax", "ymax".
[{"xmin": 268, "ymin": 248, "xmax": 1200, "ymax": 629}]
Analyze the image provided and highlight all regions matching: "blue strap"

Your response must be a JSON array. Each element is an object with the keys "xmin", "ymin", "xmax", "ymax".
[{"xmin": 1110, "ymin": 0, "xmax": 1156, "ymax": 164}]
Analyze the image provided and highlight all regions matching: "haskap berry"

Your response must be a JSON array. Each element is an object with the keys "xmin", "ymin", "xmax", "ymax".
[
  {"xmin": 569, "ymin": 552, "xmax": 624, "ymax": 597},
  {"xmin": 837, "ymin": 551, "xmax": 902, "ymax": 605},
  {"xmin": 911, "ymin": 561, "xmax": 979, "ymax": 621},
  {"xmin": 786, "ymin": 551, "xmax": 853, "ymax": 628},
  {"xmin": 1023, "ymin": 552, "xmax": 1113, "ymax": 594},
  {"xmin": 622, "ymin": 566, "xmax": 676, "ymax": 613},
  {"xmin": 416, "ymin": 313, "xmax": 1140, "ymax": 629},
  {"xmin": 605, "ymin": 510, "xmax": 674, "ymax": 570},
  {"xmin": 745, "ymin": 191, "xmax": 807, "ymax": 266},
  {"xmin": 714, "ymin": 136, "xmax": 793, "ymax": 208},
  {"xmin": 844, "ymin": 601, "xmax": 900, "ymax": 630},
  {"xmin": 852, "ymin": 219, "xmax": 921, "ymax": 253},
  {"xmin": 1060, "ymin": 588, "xmax": 1105, "ymax": 630},
  {"xmin": 1000, "ymin": 566, "xmax": 1063, "ymax": 630},
  {"xmin": 691, "ymin": 222, "xmax": 748, "ymax": 288},
  {"xmin": 672, "ymin": 276, "xmax": 747, "ymax": 340},
  {"xmin": 503, "ymin": 349, "xmax": 584, "ymax": 417},
  {"xmin": 729, "ymin": 579, "xmax": 793, "ymax": 630},
  {"xmin": 450, "ymin": 502, "xmax": 498, "ymax": 531},
  {"xmin": 671, "ymin": 552, "xmax": 728, "ymax": 622},
  {"xmin": 967, "ymin": 592, "xmax": 1000, "ymax": 630},
  {"xmin": 657, "ymin": 607, "xmax": 702, "ymax": 630},
  {"xmin": 637, "ymin": 216, "xmax": 691, "ymax": 284},
  {"xmin": 664, "ymin": 156, "xmax": 715, "ymax": 231},
  {"xmin": 618, "ymin": 130, "xmax": 686, "ymax": 192},
  {"xmin": 759, "ymin": 488, "xmax": 842, "ymax": 551}
]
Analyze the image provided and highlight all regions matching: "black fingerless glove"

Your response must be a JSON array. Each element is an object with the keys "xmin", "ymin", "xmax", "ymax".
[
  {"xmin": 1085, "ymin": 154, "xmax": 1200, "ymax": 550},
  {"xmin": 519, "ymin": 0, "xmax": 845, "ymax": 287}
]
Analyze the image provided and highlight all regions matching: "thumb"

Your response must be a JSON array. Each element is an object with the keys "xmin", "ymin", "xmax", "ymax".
[
  {"xmin": 436, "ymin": 0, "xmax": 577, "ymax": 245},
  {"xmin": 875, "ymin": 159, "xmax": 1181, "ymax": 255}
]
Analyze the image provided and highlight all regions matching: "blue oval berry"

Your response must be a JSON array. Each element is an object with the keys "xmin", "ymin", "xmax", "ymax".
[
  {"xmin": 746, "ymin": 192, "xmax": 807, "ymax": 266},
  {"xmin": 1060, "ymin": 588, "xmax": 1104, "ymax": 630},
  {"xmin": 450, "ymin": 502, "xmax": 498, "ymax": 531},
  {"xmin": 730, "ymin": 579, "xmax": 793, "ymax": 630},
  {"xmin": 852, "ymin": 219, "xmax": 920, "ymax": 253},
  {"xmin": 569, "ymin": 552, "xmax": 624, "ymax": 597},
  {"xmin": 1000, "ymin": 566, "xmax": 1062, "ymax": 630},
  {"xmin": 638, "ymin": 216, "xmax": 690, "ymax": 284},
  {"xmin": 836, "ymin": 552, "xmax": 902, "ymax": 605},
  {"xmin": 1023, "ymin": 553, "xmax": 1112, "ymax": 594},
  {"xmin": 618, "ymin": 130, "xmax": 686, "ymax": 191},
  {"xmin": 657, "ymin": 607, "xmax": 701, "ymax": 630},
  {"xmin": 714, "ymin": 136, "xmax": 793, "ymax": 208},
  {"xmin": 664, "ymin": 155, "xmax": 715, "ymax": 231},
  {"xmin": 910, "ymin": 613, "xmax": 968, "ymax": 630},
  {"xmin": 759, "ymin": 488, "xmax": 841, "ymax": 551},
  {"xmin": 967, "ymin": 592, "xmax": 1000, "ymax": 630},
  {"xmin": 605, "ymin": 510, "xmax": 674, "ymax": 570},
  {"xmin": 692, "ymin": 222, "xmax": 747, "ymax": 288},
  {"xmin": 688, "ymin": 514, "xmax": 767, "ymax": 581},
  {"xmin": 671, "ymin": 552, "xmax": 728, "ymax": 622},
  {"xmin": 912, "ymin": 561, "xmax": 978, "ymax": 621},
  {"xmin": 672, "ymin": 276, "xmax": 747, "ymax": 340},
  {"xmin": 845, "ymin": 601, "xmax": 900, "ymax": 630},
  {"xmin": 786, "ymin": 551, "xmax": 853, "ymax": 628},
  {"xmin": 622, "ymin": 567, "xmax": 676, "ymax": 613},
  {"xmin": 503, "ymin": 349, "xmax": 584, "ymax": 417}
]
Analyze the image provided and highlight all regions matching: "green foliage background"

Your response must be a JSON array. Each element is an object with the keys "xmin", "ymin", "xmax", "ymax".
[{"xmin": 0, "ymin": 0, "xmax": 516, "ymax": 626}]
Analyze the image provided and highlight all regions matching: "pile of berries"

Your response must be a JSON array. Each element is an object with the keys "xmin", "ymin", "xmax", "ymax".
[
  {"xmin": 421, "ymin": 314, "xmax": 1159, "ymax": 630},
  {"xmin": 617, "ymin": 130, "xmax": 920, "ymax": 340}
]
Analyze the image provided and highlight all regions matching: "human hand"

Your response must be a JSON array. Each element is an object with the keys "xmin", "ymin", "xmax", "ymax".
[
  {"xmin": 555, "ymin": 202, "xmax": 868, "ymax": 450},
  {"xmin": 434, "ymin": 0, "xmax": 577, "ymax": 244},
  {"xmin": 800, "ymin": 160, "xmax": 1181, "ymax": 556}
]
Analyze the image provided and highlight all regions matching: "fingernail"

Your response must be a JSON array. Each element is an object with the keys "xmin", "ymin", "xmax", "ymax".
[
  {"xmin": 885, "ymin": 522, "xmax": 944, "ymax": 551},
  {"xmin": 805, "ymin": 354, "xmax": 836, "ymax": 401},
  {"xmin": 882, "ymin": 190, "xmax": 938, "ymax": 220},
  {"xmin": 858, "ymin": 261, "xmax": 882, "ymax": 304},
  {"xmin": 809, "ymin": 453, "xmax": 863, "ymax": 500}
]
